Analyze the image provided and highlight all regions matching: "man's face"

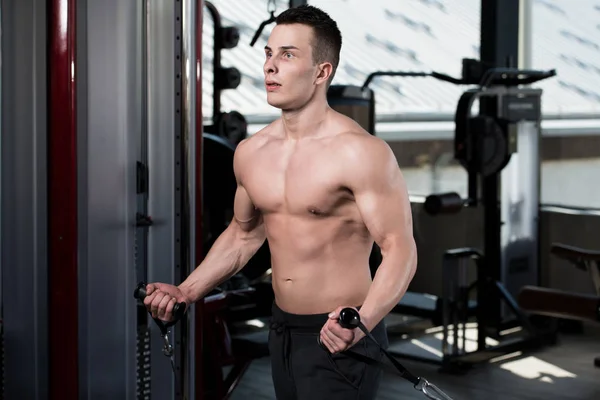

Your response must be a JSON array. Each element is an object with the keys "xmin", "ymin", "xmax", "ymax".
[{"xmin": 263, "ymin": 23, "xmax": 322, "ymax": 110}]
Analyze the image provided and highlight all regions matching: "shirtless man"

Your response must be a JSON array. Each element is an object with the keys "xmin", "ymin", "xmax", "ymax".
[{"xmin": 144, "ymin": 5, "xmax": 417, "ymax": 399}]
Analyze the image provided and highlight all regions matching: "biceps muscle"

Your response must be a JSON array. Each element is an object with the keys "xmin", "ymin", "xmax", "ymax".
[{"xmin": 233, "ymin": 185, "xmax": 260, "ymax": 231}]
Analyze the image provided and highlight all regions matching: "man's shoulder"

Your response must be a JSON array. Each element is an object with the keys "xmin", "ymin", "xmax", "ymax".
[
  {"xmin": 330, "ymin": 111, "xmax": 390, "ymax": 152},
  {"xmin": 335, "ymin": 129, "xmax": 394, "ymax": 164},
  {"xmin": 333, "ymin": 131, "xmax": 399, "ymax": 190},
  {"xmin": 234, "ymin": 119, "xmax": 280, "ymax": 161}
]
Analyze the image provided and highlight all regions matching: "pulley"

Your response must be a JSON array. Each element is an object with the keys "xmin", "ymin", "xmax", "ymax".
[{"xmin": 454, "ymin": 91, "xmax": 513, "ymax": 177}]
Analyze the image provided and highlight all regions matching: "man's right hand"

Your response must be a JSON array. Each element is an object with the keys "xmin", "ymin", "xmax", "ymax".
[{"xmin": 143, "ymin": 282, "xmax": 189, "ymax": 322}]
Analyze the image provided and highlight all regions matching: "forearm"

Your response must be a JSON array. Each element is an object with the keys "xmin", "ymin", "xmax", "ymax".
[
  {"xmin": 178, "ymin": 223, "xmax": 265, "ymax": 303},
  {"xmin": 359, "ymin": 240, "xmax": 417, "ymax": 331}
]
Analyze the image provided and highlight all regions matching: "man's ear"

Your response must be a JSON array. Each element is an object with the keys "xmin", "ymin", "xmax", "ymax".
[{"xmin": 315, "ymin": 62, "xmax": 334, "ymax": 85}]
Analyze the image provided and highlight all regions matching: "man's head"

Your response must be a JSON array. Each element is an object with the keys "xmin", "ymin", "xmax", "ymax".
[{"xmin": 263, "ymin": 5, "xmax": 342, "ymax": 110}]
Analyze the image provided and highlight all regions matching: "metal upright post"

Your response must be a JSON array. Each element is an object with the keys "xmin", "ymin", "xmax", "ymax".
[{"xmin": 478, "ymin": 0, "xmax": 520, "ymax": 335}]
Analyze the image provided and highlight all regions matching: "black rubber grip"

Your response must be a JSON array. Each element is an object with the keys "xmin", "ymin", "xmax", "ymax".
[
  {"xmin": 339, "ymin": 307, "xmax": 361, "ymax": 329},
  {"xmin": 134, "ymin": 282, "xmax": 187, "ymax": 323}
]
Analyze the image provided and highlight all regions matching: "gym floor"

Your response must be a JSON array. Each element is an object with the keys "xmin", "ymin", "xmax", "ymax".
[{"xmin": 228, "ymin": 319, "xmax": 600, "ymax": 400}]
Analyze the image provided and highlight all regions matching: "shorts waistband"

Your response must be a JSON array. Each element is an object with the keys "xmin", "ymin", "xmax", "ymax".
[
  {"xmin": 270, "ymin": 302, "xmax": 365, "ymax": 332},
  {"xmin": 270, "ymin": 302, "xmax": 330, "ymax": 332}
]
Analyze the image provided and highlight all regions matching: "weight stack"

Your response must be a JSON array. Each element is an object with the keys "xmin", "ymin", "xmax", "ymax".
[{"xmin": 327, "ymin": 85, "xmax": 376, "ymax": 135}]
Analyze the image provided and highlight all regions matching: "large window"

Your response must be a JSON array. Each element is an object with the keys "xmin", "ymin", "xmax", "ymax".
[
  {"xmin": 203, "ymin": 0, "xmax": 600, "ymax": 209},
  {"xmin": 529, "ymin": 0, "xmax": 600, "ymax": 209}
]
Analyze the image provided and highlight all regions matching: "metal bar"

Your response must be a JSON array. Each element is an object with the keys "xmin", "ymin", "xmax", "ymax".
[
  {"xmin": 519, "ymin": 0, "xmax": 533, "ymax": 69},
  {"xmin": 242, "ymin": 111, "xmax": 600, "ymax": 126},
  {"xmin": 181, "ymin": 0, "xmax": 197, "ymax": 398},
  {"xmin": 480, "ymin": 0, "xmax": 520, "ymax": 69},
  {"xmin": 1, "ymin": 0, "xmax": 49, "ymax": 397},
  {"xmin": 75, "ymin": 0, "xmax": 89, "ymax": 395},
  {"xmin": 174, "ymin": 0, "xmax": 185, "ymax": 398},
  {"xmin": 195, "ymin": 0, "xmax": 204, "ymax": 271},
  {"xmin": 195, "ymin": 1, "xmax": 206, "ymax": 398},
  {"xmin": 478, "ymin": 0, "xmax": 520, "ymax": 333},
  {"xmin": 82, "ymin": 0, "xmax": 142, "ymax": 396},
  {"xmin": 136, "ymin": 1, "xmax": 152, "ymax": 398},
  {"xmin": 48, "ymin": 0, "xmax": 78, "ymax": 397},
  {"xmin": 147, "ymin": 0, "xmax": 178, "ymax": 396}
]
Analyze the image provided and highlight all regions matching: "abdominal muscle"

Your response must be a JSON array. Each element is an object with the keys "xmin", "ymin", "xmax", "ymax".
[{"xmin": 264, "ymin": 213, "xmax": 374, "ymax": 315}]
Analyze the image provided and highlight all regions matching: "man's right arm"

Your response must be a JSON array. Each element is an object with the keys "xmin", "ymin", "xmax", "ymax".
[
  {"xmin": 144, "ymin": 138, "xmax": 266, "ymax": 319},
  {"xmin": 178, "ymin": 139, "xmax": 266, "ymax": 303},
  {"xmin": 178, "ymin": 185, "xmax": 265, "ymax": 303}
]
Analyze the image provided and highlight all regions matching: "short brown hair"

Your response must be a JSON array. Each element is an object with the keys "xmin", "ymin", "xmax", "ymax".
[{"xmin": 276, "ymin": 5, "xmax": 342, "ymax": 84}]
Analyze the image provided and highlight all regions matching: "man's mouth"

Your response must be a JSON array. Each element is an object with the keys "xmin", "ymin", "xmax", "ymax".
[{"xmin": 266, "ymin": 81, "xmax": 281, "ymax": 90}]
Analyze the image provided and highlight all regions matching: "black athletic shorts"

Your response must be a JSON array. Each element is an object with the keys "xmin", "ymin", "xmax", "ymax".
[{"xmin": 268, "ymin": 302, "xmax": 389, "ymax": 400}]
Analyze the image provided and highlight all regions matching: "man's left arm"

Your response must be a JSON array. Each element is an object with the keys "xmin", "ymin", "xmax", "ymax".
[{"xmin": 350, "ymin": 136, "xmax": 418, "ymax": 333}]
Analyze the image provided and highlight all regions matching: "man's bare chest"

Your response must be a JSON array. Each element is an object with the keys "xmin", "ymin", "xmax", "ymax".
[{"xmin": 243, "ymin": 151, "xmax": 352, "ymax": 216}]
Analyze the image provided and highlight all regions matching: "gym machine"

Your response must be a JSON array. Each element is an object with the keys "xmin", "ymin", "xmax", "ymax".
[
  {"xmin": 519, "ymin": 243, "xmax": 600, "ymax": 368},
  {"xmin": 203, "ymin": 1, "xmax": 248, "ymax": 146},
  {"xmin": 134, "ymin": 0, "xmax": 201, "ymax": 398},
  {"xmin": 405, "ymin": 64, "xmax": 558, "ymax": 371},
  {"xmin": 327, "ymin": 85, "xmax": 376, "ymax": 135},
  {"xmin": 3, "ymin": 0, "xmax": 201, "ymax": 398}
]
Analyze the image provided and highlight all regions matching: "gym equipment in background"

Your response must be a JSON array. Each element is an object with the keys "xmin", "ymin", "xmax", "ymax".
[
  {"xmin": 204, "ymin": 1, "xmax": 248, "ymax": 146},
  {"xmin": 519, "ymin": 242, "xmax": 600, "ymax": 368},
  {"xmin": 327, "ymin": 85, "xmax": 376, "ymax": 136},
  {"xmin": 418, "ymin": 66, "xmax": 557, "ymax": 372}
]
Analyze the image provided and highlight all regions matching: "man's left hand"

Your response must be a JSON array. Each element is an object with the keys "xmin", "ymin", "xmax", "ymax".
[{"xmin": 319, "ymin": 306, "xmax": 366, "ymax": 354}]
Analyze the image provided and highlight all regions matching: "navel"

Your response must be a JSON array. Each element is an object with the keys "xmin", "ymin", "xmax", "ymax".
[{"xmin": 308, "ymin": 208, "xmax": 323, "ymax": 216}]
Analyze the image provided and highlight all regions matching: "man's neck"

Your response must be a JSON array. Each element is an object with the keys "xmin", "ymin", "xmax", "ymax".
[{"xmin": 281, "ymin": 97, "xmax": 330, "ymax": 140}]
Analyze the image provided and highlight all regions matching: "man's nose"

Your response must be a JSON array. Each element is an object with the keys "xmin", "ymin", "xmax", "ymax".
[{"xmin": 264, "ymin": 58, "xmax": 277, "ymax": 74}]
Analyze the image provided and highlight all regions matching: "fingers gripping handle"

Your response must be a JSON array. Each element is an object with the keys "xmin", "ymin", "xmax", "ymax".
[
  {"xmin": 338, "ymin": 308, "xmax": 455, "ymax": 400},
  {"xmin": 134, "ymin": 282, "xmax": 187, "ymax": 328}
]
